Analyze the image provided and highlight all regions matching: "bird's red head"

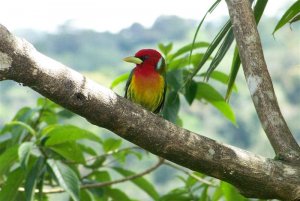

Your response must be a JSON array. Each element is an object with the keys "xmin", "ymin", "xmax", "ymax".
[
  {"xmin": 123, "ymin": 49, "xmax": 165, "ymax": 73},
  {"xmin": 134, "ymin": 49, "xmax": 163, "ymax": 67}
]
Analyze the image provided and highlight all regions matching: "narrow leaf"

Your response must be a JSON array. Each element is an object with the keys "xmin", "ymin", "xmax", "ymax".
[
  {"xmin": 47, "ymin": 159, "xmax": 80, "ymax": 201},
  {"xmin": 205, "ymin": 29, "xmax": 234, "ymax": 80},
  {"xmin": 110, "ymin": 73, "xmax": 129, "ymax": 89},
  {"xmin": 273, "ymin": 0, "xmax": 300, "ymax": 34},
  {"xmin": 113, "ymin": 167, "xmax": 159, "ymax": 200},
  {"xmin": 225, "ymin": 46, "xmax": 241, "ymax": 101},
  {"xmin": 169, "ymin": 42, "xmax": 209, "ymax": 61},
  {"xmin": 25, "ymin": 157, "xmax": 45, "ymax": 201},
  {"xmin": 158, "ymin": 43, "xmax": 173, "ymax": 56},
  {"xmin": 189, "ymin": 0, "xmax": 222, "ymax": 61},
  {"xmin": 191, "ymin": 20, "xmax": 231, "ymax": 79}
]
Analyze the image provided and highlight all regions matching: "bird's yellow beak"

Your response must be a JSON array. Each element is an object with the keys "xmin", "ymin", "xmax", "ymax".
[{"xmin": 123, "ymin": 56, "xmax": 143, "ymax": 65}]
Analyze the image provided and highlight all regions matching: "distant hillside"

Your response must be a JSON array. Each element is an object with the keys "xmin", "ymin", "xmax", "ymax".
[{"xmin": 17, "ymin": 16, "xmax": 196, "ymax": 72}]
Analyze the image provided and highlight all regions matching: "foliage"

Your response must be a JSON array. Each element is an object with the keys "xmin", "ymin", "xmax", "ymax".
[{"xmin": 0, "ymin": 98, "xmax": 253, "ymax": 201}]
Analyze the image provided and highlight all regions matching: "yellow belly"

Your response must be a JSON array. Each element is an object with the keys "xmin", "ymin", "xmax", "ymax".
[{"xmin": 128, "ymin": 73, "xmax": 165, "ymax": 112}]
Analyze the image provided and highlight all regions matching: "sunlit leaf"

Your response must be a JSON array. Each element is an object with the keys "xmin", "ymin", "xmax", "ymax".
[
  {"xmin": 18, "ymin": 142, "xmax": 34, "ymax": 168},
  {"xmin": 43, "ymin": 124, "xmax": 102, "ymax": 146},
  {"xmin": 50, "ymin": 142, "xmax": 85, "ymax": 164},
  {"xmin": 200, "ymin": 71, "xmax": 238, "ymax": 92},
  {"xmin": 158, "ymin": 43, "xmax": 173, "ymax": 56},
  {"xmin": 47, "ymin": 159, "xmax": 80, "ymax": 201},
  {"xmin": 273, "ymin": 0, "xmax": 300, "ymax": 34},
  {"xmin": 221, "ymin": 182, "xmax": 250, "ymax": 201},
  {"xmin": 103, "ymin": 138, "xmax": 122, "ymax": 153},
  {"xmin": 110, "ymin": 72, "xmax": 129, "ymax": 89},
  {"xmin": 196, "ymin": 82, "xmax": 236, "ymax": 124}
]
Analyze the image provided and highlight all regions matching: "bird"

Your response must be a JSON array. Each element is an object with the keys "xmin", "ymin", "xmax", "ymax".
[{"xmin": 123, "ymin": 49, "xmax": 167, "ymax": 113}]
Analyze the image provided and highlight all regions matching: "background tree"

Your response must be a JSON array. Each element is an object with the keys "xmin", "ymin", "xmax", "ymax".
[{"xmin": 0, "ymin": 0, "xmax": 300, "ymax": 201}]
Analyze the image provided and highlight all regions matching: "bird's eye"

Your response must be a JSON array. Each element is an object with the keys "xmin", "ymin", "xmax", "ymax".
[{"xmin": 140, "ymin": 55, "xmax": 149, "ymax": 61}]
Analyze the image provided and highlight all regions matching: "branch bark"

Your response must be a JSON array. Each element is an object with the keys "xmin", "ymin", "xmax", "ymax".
[
  {"xmin": 0, "ymin": 25, "xmax": 299, "ymax": 200},
  {"xmin": 225, "ymin": 0, "xmax": 300, "ymax": 163}
]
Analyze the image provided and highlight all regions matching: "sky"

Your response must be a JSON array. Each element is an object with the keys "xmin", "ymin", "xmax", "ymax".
[{"xmin": 0, "ymin": 0, "xmax": 293, "ymax": 33}]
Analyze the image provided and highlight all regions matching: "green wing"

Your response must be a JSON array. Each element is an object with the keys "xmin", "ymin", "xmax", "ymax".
[{"xmin": 124, "ymin": 69, "xmax": 134, "ymax": 98}]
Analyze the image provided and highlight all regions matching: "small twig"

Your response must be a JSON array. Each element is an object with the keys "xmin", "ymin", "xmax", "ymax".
[
  {"xmin": 24, "ymin": 157, "xmax": 164, "ymax": 194},
  {"xmin": 164, "ymin": 161, "xmax": 217, "ymax": 187}
]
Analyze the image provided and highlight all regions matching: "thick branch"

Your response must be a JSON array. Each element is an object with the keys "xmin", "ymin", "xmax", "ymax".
[
  {"xmin": 225, "ymin": 0, "xmax": 300, "ymax": 162},
  {"xmin": 0, "ymin": 25, "xmax": 299, "ymax": 200}
]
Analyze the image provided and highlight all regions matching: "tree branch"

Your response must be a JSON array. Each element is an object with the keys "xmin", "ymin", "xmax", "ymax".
[
  {"xmin": 0, "ymin": 24, "xmax": 299, "ymax": 200},
  {"xmin": 224, "ymin": 0, "xmax": 300, "ymax": 163}
]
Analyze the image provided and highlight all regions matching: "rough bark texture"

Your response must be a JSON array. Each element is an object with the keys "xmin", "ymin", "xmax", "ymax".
[
  {"xmin": 225, "ymin": 0, "xmax": 300, "ymax": 163},
  {"xmin": 0, "ymin": 25, "xmax": 300, "ymax": 200}
]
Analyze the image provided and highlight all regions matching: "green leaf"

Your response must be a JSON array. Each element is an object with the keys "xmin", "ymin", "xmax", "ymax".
[
  {"xmin": 196, "ymin": 82, "xmax": 236, "ymax": 124},
  {"xmin": 25, "ymin": 157, "xmax": 45, "ymax": 201},
  {"xmin": 18, "ymin": 142, "xmax": 34, "ymax": 168},
  {"xmin": 199, "ymin": 185, "xmax": 209, "ymax": 201},
  {"xmin": 183, "ymin": 80, "xmax": 198, "ymax": 105},
  {"xmin": 225, "ymin": 46, "xmax": 241, "ymax": 101},
  {"xmin": 221, "ymin": 182, "xmax": 249, "ymax": 201},
  {"xmin": 57, "ymin": 108, "xmax": 75, "ymax": 119},
  {"xmin": 43, "ymin": 124, "xmax": 102, "ymax": 146},
  {"xmin": 0, "ymin": 145, "xmax": 19, "ymax": 176},
  {"xmin": 162, "ymin": 91, "xmax": 180, "ymax": 123},
  {"xmin": 166, "ymin": 70, "xmax": 183, "ymax": 92},
  {"xmin": 0, "ymin": 168, "xmax": 26, "ymax": 201},
  {"xmin": 205, "ymin": 29, "xmax": 234, "ymax": 80},
  {"xmin": 190, "ymin": 20, "xmax": 231, "ymax": 79},
  {"xmin": 189, "ymin": 0, "xmax": 222, "ymax": 62},
  {"xmin": 5, "ymin": 121, "xmax": 36, "ymax": 136},
  {"xmin": 159, "ymin": 188, "xmax": 190, "ymax": 201},
  {"xmin": 158, "ymin": 43, "xmax": 173, "ymax": 56},
  {"xmin": 273, "ymin": 0, "xmax": 300, "ymax": 34},
  {"xmin": 110, "ymin": 73, "xmax": 130, "ymax": 89},
  {"xmin": 50, "ymin": 141, "xmax": 85, "ymax": 163},
  {"xmin": 168, "ymin": 54, "xmax": 204, "ymax": 70},
  {"xmin": 106, "ymin": 188, "xmax": 132, "ymax": 201},
  {"xmin": 80, "ymin": 189, "xmax": 94, "ymax": 201},
  {"xmin": 113, "ymin": 167, "xmax": 159, "ymax": 200},
  {"xmin": 212, "ymin": 184, "xmax": 223, "ymax": 201},
  {"xmin": 89, "ymin": 170, "xmax": 111, "ymax": 182},
  {"xmin": 47, "ymin": 159, "xmax": 80, "ymax": 201},
  {"xmin": 169, "ymin": 42, "xmax": 209, "ymax": 61},
  {"xmin": 103, "ymin": 138, "xmax": 122, "ymax": 153},
  {"xmin": 200, "ymin": 71, "xmax": 237, "ymax": 92}
]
